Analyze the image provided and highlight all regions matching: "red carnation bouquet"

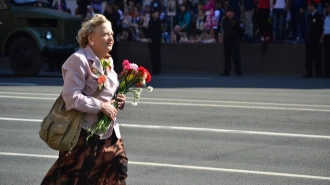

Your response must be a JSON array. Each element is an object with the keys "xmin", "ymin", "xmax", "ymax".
[{"xmin": 87, "ymin": 59, "xmax": 153, "ymax": 141}]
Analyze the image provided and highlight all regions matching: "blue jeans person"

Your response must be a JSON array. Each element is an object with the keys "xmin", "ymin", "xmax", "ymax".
[
  {"xmin": 290, "ymin": 8, "xmax": 306, "ymax": 41},
  {"xmin": 273, "ymin": 9, "xmax": 287, "ymax": 42}
]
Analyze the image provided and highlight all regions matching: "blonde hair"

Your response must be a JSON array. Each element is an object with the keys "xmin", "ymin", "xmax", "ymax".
[{"xmin": 77, "ymin": 14, "xmax": 112, "ymax": 48}]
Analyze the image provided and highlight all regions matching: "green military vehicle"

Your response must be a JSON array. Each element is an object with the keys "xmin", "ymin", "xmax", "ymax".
[{"xmin": 0, "ymin": 0, "xmax": 81, "ymax": 76}]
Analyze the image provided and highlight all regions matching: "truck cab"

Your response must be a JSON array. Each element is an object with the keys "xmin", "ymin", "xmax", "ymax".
[{"xmin": 0, "ymin": 0, "xmax": 81, "ymax": 76}]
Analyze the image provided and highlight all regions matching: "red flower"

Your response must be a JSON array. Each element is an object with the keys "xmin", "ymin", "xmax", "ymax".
[
  {"xmin": 145, "ymin": 70, "xmax": 151, "ymax": 83},
  {"xmin": 98, "ymin": 75, "xmax": 107, "ymax": 84},
  {"xmin": 138, "ymin": 66, "xmax": 152, "ymax": 83}
]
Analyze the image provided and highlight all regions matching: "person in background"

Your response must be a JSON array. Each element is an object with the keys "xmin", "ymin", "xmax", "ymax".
[
  {"xmin": 53, "ymin": 0, "xmax": 67, "ymax": 11},
  {"xmin": 124, "ymin": 0, "xmax": 135, "ymax": 17},
  {"xmin": 289, "ymin": 0, "xmax": 307, "ymax": 43},
  {"xmin": 243, "ymin": 0, "xmax": 254, "ymax": 40},
  {"xmin": 201, "ymin": 29, "xmax": 216, "ymax": 43},
  {"xmin": 112, "ymin": 2, "xmax": 123, "ymax": 32},
  {"xmin": 257, "ymin": 0, "xmax": 274, "ymax": 52},
  {"xmin": 104, "ymin": 2, "xmax": 121, "ymax": 72},
  {"xmin": 90, "ymin": 0, "xmax": 102, "ymax": 13},
  {"xmin": 322, "ymin": 0, "xmax": 328, "ymax": 16},
  {"xmin": 76, "ymin": 0, "xmax": 91, "ymax": 20},
  {"xmin": 203, "ymin": 0, "xmax": 217, "ymax": 39},
  {"xmin": 178, "ymin": 3, "xmax": 192, "ymax": 34},
  {"xmin": 320, "ymin": 2, "xmax": 330, "ymax": 78},
  {"xmin": 171, "ymin": 25, "xmax": 182, "ymax": 42},
  {"xmin": 147, "ymin": 9, "xmax": 163, "ymax": 75},
  {"xmin": 150, "ymin": 0, "xmax": 164, "ymax": 13},
  {"xmin": 142, "ymin": 5, "xmax": 151, "ymax": 28},
  {"xmin": 137, "ymin": 27, "xmax": 149, "ymax": 42},
  {"xmin": 196, "ymin": 8, "xmax": 206, "ymax": 32},
  {"xmin": 119, "ymin": 28, "xmax": 133, "ymax": 41},
  {"xmin": 122, "ymin": 7, "xmax": 132, "ymax": 29},
  {"xmin": 85, "ymin": 5, "xmax": 95, "ymax": 21},
  {"xmin": 314, "ymin": 0, "xmax": 323, "ymax": 13},
  {"xmin": 271, "ymin": 0, "xmax": 289, "ymax": 43},
  {"xmin": 303, "ymin": 0, "xmax": 324, "ymax": 78},
  {"xmin": 221, "ymin": 8, "xmax": 243, "ymax": 76}
]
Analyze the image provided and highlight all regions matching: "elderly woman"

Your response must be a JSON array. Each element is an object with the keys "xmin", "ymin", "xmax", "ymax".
[{"xmin": 41, "ymin": 14, "xmax": 128, "ymax": 185}]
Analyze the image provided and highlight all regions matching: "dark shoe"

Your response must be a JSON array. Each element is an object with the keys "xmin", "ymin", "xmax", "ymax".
[
  {"xmin": 236, "ymin": 73, "xmax": 242, "ymax": 77},
  {"xmin": 302, "ymin": 74, "xmax": 312, "ymax": 78}
]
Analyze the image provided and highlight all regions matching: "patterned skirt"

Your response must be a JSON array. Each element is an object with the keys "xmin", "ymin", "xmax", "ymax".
[{"xmin": 41, "ymin": 129, "xmax": 128, "ymax": 185}]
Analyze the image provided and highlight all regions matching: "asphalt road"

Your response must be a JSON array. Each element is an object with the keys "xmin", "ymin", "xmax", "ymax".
[{"xmin": 0, "ymin": 74, "xmax": 330, "ymax": 185}]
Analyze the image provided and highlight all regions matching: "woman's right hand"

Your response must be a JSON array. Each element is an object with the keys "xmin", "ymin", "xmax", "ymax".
[{"xmin": 100, "ymin": 102, "xmax": 117, "ymax": 121}]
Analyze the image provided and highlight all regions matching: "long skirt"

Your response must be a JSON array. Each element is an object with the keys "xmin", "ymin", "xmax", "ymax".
[{"xmin": 41, "ymin": 129, "xmax": 128, "ymax": 185}]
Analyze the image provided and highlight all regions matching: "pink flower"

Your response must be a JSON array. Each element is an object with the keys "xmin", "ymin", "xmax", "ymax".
[
  {"xmin": 122, "ymin": 60, "xmax": 130, "ymax": 67},
  {"xmin": 123, "ymin": 65, "xmax": 131, "ymax": 71},
  {"xmin": 130, "ymin": 63, "xmax": 138, "ymax": 72}
]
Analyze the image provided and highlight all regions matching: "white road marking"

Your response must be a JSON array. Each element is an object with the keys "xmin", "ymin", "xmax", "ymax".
[
  {"xmin": 0, "ymin": 95, "xmax": 329, "ymax": 112},
  {"xmin": 0, "ymin": 152, "xmax": 329, "ymax": 180},
  {"xmin": 137, "ymin": 101, "xmax": 330, "ymax": 112},
  {"xmin": 0, "ymin": 92, "xmax": 60, "ymax": 96},
  {"xmin": 153, "ymin": 76, "xmax": 213, "ymax": 80},
  {"xmin": 0, "ymin": 92, "xmax": 329, "ymax": 108},
  {"xmin": 1, "ymin": 117, "xmax": 329, "ymax": 139},
  {"xmin": 121, "ymin": 123, "xmax": 330, "ymax": 139},
  {"xmin": 0, "ymin": 117, "xmax": 42, "ymax": 122},
  {"xmin": 0, "ymin": 83, "xmax": 37, "ymax": 86},
  {"xmin": 0, "ymin": 95, "xmax": 55, "ymax": 100},
  {"xmin": 140, "ymin": 97, "xmax": 330, "ymax": 108}
]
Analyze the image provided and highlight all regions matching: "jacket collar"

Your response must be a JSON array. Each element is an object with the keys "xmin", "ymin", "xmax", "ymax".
[{"xmin": 83, "ymin": 45, "xmax": 104, "ymax": 75}]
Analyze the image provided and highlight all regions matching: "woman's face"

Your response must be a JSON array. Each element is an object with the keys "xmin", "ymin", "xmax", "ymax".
[
  {"xmin": 133, "ymin": 6, "xmax": 139, "ymax": 12},
  {"xmin": 180, "ymin": 6, "xmax": 185, "ymax": 12},
  {"xmin": 89, "ymin": 22, "xmax": 114, "ymax": 57},
  {"xmin": 129, "ymin": 1, "xmax": 134, "ymax": 8},
  {"xmin": 124, "ymin": 8, "xmax": 129, "ymax": 15},
  {"xmin": 197, "ymin": 4, "xmax": 203, "ymax": 10},
  {"xmin": 134, "ymin": 9, "xmax": 139, "ymax": 16}
]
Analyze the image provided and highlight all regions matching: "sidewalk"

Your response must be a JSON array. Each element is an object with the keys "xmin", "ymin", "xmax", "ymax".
[{"xmin": 0, "ymin": 57, "xmax": 62, "ymax": 78}]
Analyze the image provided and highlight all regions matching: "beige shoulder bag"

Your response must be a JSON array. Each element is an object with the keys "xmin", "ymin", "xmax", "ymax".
[
  {"xmin": 39, "ymin": 88, "xmax": 102, "ymax": 154},
  {"xmin": 39, "ymin": 51, "xmax": 106, "ymax": 155}
]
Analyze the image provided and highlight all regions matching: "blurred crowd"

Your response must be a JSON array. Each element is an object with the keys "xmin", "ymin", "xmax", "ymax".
[{"xmin": 46, "ymin": 0, "xmax": 329, "ymax": 45}]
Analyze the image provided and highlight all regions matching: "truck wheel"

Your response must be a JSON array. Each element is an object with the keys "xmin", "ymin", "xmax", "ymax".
[{"xmin": 9, "ymin": 37, "xmax": 43, "ymax": 77}]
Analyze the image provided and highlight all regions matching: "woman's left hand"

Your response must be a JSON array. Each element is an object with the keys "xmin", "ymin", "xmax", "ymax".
[{"xmin": 116, "ymin": 94, "xmax": 126, "ymax": 110}]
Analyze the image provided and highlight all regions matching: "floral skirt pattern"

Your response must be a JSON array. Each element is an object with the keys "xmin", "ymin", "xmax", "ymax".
[
  {"xmin": 204, "ymin": 10, "xmax": 218, "ymax": 29},
  {"xmin": 41, "ymin": 129, "xmax": 128, "ymax": 185}
]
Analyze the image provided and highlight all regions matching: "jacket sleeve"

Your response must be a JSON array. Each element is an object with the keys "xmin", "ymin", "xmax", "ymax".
[
  {"xmin": 183, "ymin": 13, "xmax": 191, "ymax": 26},
  {"xmin": 61, "ymin": 53, "xmax": 102, "ymax": 114}
]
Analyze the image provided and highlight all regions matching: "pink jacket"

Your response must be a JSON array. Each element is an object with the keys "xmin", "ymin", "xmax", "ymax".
[
  {"xmin": 61, "ymin": 45, "xmax": 119, "ymax": 139},
  {"xmin": 203, "ymin": 0, "xmax": 216, "ymax": 15}
]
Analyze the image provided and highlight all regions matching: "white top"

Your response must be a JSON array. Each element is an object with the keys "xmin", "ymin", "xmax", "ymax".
[
  {"xmin": 274, "ymin": 0, "xmax": 286, "ymax": 9},
  {"xmin": 324, "ymin": 15, "xmax": 330, "ymax": 35}
]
